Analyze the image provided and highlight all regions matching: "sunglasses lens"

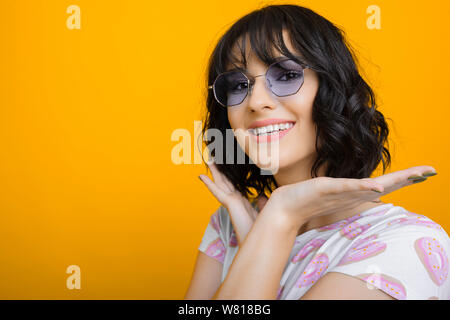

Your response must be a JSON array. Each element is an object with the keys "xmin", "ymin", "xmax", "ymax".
[
  {"xmin": 212, "ymin": 59, "xmax": 305, "ymax": 107},
  {"xmin": 213, "ymin": 72, "xmax": 248, "ymax": 107},
  {"xmin": 267, "ymin": 59, "xmax": 304, "ymax": 96}
]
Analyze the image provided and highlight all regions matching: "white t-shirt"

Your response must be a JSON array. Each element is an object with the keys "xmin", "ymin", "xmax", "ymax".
[{"xmin": 198, "ymin": 202, "xmax": 450, "ymax": 300}]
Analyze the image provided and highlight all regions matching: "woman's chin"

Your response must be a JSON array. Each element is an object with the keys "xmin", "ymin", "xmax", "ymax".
[{"xmin": 250, "ymin": 155, "xmax": 286, "ymax": 175}]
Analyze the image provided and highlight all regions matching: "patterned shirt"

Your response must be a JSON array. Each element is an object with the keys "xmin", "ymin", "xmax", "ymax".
[{"xmin": 198, "ymin": 202, "xmax": 450, "ymax": 300}]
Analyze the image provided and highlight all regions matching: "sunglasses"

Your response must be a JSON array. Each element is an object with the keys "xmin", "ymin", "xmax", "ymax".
[{"xmin": 208, "ymin": 58, "xmax": 311, "ymax": 107}]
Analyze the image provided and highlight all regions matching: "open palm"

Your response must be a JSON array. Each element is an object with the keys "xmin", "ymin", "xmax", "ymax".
[{"xmin": 267, "ymin": 165, "xmax": 437, "ymax": 228}]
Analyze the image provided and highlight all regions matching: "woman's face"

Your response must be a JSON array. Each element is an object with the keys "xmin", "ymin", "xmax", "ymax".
[{"xmin": 226, "ymin": 32, "xmax": 321, "ymax": 175}]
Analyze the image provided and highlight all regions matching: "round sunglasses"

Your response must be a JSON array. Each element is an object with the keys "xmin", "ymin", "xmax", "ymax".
[{"xmin": 208, "ymin": 58, "xmax": 312, "ymax": 107}]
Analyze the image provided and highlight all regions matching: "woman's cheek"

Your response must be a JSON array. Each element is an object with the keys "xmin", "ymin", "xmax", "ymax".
[
  {"xmin": 234, "ymin": 131, "xmax": 252, "ymax": 160},
  {"xmin": 233, "ymin": 133, "xmax": 280, "ymax": 170}
]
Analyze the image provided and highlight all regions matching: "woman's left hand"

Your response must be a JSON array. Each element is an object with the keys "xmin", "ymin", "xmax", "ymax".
[
  {"xmin": 199, "ymin": 160, "xmax": 265, "ymax": 246},
  {"xmin": 262, "ymin": 165, "xmax": 438, "ymax": 231}
]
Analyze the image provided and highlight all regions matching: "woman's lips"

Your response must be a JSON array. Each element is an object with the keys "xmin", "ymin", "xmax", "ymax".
[{"xmin": 248, "ymin": 123, "xmax": 296, "ymax": 143}]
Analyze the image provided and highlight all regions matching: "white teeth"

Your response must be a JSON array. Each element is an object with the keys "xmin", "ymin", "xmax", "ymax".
[{"xmin": 250, "ymin": 122, "xmax": 294, "ymax": 136}]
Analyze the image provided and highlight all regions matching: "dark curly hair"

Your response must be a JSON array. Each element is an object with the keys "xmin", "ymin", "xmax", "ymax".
[{"xmin": 200, "ymin": 4, "xmax": 392, "ymax": 201}]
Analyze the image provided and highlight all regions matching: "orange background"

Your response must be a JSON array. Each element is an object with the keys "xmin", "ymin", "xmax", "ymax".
[{"xmin": 0, "ymin": 0, "xmax": 449, "ymax": 299}]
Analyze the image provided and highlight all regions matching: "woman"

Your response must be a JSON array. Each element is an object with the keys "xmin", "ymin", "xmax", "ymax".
[{"xmin": 185, "ymin": 4, "xmax": 449, "ymax": 300}]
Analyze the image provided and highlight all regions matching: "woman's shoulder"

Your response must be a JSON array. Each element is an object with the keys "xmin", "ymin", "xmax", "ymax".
[
  {"xmin": 325, "ymin": 202, "xmax": 450, "ymax": 248},
  {"xmin": 328, "ymin": 204, "xmax": 450, "ymax": 299},
  {"xmin": 359, "ymin": 203, "xmax": 450, "ymax": 244},
  {"xmin": 387, "ymin": 205, "xmax": 447, "ymax": 232}
]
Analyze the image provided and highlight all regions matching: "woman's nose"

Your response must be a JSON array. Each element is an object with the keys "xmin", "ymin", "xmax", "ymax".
[{"xmin": 246, "ymin": 76, "xmax": 276, "ymax": 111}]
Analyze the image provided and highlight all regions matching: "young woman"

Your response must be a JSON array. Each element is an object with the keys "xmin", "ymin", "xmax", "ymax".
[{"xmin": 184, "ymin": 4, "xmax": 450, "ymax": 300}]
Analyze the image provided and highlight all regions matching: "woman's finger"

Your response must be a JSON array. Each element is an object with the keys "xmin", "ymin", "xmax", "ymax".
[
  {"xmin": 199, "ymin": 174, "xmax": 228, "ymax": 204},
  {"xmin": 210, "ymin": 160, "xmax": 235, "ymax": 191},
  {"xmin": 358, "ymin": 178, "xmax": 384, "ymax": 192},
  {"xmin": 354, "ymin": 166, "xmax": 435, "ymax": 199},
  {"xmin": 322, "ymin": 177, "xmax": 382, "ymax": 195},
  {"xmin": 374, "ymin": 166, "xmax": 436, "ymax": 185},
  {"xmin": 373, "ymin": 165, "xmax": 437, "ymax": 194},
  {"xmin": 206, "ymin": 160, "xmax": 232, "ymax": 192},
  {"xmin": 222, "ymin": 175, "xmax": 236, "ymax": 192},
  {"xmin": 321, "ymin": 165, "xmax": 436, "ymax": 197}
]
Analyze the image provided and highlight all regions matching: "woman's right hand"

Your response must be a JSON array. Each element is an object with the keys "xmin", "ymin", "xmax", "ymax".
[
  {"xmin": 198, "ymin": 159, "xmax": 267, "ymax": 246},
  {"xmin": 263, "ymin": 165, "xmax": 437, "ymax": 231}
]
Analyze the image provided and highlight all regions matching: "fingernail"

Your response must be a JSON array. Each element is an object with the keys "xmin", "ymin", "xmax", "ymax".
[
  {"xmin": 412, "ymin": 177, "xmax": 427, "ymax": 184},
  {"xmin": 423, "ymin": 171, "xmax": 437, "ymax": 177},
  {"xmin": 371, "ymin": 189, "xmax": 382, "ymax": 193},
  {"xmin": 198, "ymin": 175, "xmax": 203, "ymax": 181},
  {"xmin": 407, "ymin": 175, "xmax": 424, "ymax": 180}
]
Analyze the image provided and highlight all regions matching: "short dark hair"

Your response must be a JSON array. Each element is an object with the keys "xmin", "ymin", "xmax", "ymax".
[{"xmin": 200, "ymin": 4, "xmax": 392, "ymax": 200}]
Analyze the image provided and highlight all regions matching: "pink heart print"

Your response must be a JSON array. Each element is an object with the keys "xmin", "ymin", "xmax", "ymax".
[
  {"xmin": 211, "ymin": 212, "xmax": 221, "ymax": 233},
  {"xmin": 338, "ymin": 234, "xmax": 386, "ymax": 266},
  {"xmin": 317, "ymin": 214, "xmax": 362, "ymax": 232},
  {"xmin": 292, "ymin": 238, "xmax": 326, "ymax": 263},
  {"xmin": 295, "ymin": 253, "xmax": 329, "ymax": 288},
  {"xmin": 316, "ymin": 206, "xmax": 390, "ymax": 233},
  {"xmin": 405, "ymin": 211, "xmax": 427, "ymax": 218},
  {"xmin": 205, "ymin": 237, "xmax": 226, "ymax": 264},
  {"xmin": 340, "ymin": 221, "xmax": 372, "ymax": 239},
  {"xmin": 358, "ymin": 273, "xmax": 407, "ymax": 300},
  {"xmin": 369, "ymin": 208, "xmax": 390, "ymax": 217},
  {"xmin": 415, "ymin": 237, "xmax": 449, "ymax": 286},
  {"xmin": 388, "ymin": 216, "xmax": 444, "ymax": 231}
]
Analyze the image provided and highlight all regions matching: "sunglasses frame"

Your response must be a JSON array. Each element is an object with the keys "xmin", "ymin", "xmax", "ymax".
[{"xmin": 208, "ymin": 57, "xmax": 312, "ymax": 107}]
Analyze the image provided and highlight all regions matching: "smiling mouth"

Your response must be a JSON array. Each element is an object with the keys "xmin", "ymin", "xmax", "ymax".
[
  {"xmin": 247, "ymin": 122, "xmax": 296, "ymax": 143},
  {"xmin": 248, "ymin": 122, "xmax": 295, "ymax": 136}
]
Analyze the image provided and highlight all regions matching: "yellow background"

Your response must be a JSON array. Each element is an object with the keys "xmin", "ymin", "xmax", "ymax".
[{"xmin": 0, "ymin": 0, "xmax": 449, "ymax": 299}]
